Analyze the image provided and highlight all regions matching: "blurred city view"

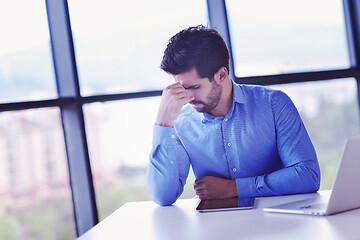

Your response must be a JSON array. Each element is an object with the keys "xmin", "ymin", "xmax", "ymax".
[{"xmin": 1, "ymin": 0, "xmax": 359, "ymax": 239}]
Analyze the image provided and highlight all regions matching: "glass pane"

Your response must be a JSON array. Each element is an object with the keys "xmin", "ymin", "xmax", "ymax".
[
  {"xmin": 68, "ymin": 0, "xmax": 208, "ymax": 96},
  {"xmin": 271, "ymin": 78, "xmax": 360, "ymax": 190},
  {"xmin": 0, "ymin": 1, "xmax": 56, "ymax": 103},
  {"xmin": 226, "ymin": 0, "xmax": 350, "ymax": 77},
  {"xmin": 84, "ymin": 97, "xmax": 195, "ymax": 220},
  {"xmin": 0, "ymin": 108, "xmax": 76, "ymax": 240}
]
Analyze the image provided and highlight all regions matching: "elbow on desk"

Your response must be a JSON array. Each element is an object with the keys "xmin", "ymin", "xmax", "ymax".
[
  {"xmin": 147, "ymin": 166, "xmax": 177, "ymax": 206},
  {"xmin": 307, "ymin": 173, "xmax": 320, "ymax": 193},
  {"xmin": 147, "ymin": 177, "xmax": 178, "ymax": 206},
  {"xmin": 310, "ymin": 170, "xmax": 321, "ymax": 193},
  {"xmin": 148, "ymin": 186, "xmax": 177, "ymax": 206},
  {"xmin": 154, "ymin": 196, "xmax": 176, "ymax": 206},
  {"xmin": 296, "ymin": 160, "xmax": 321, "ymax": 193},
  {"xmin": 310, "ymin": 160, "xmax": 321, "ymax": 192}
]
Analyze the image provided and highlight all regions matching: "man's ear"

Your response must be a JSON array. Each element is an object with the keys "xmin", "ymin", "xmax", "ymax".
[{"xmin": 214, "ymin": 67, "xmax": 228, "ymax": 84}]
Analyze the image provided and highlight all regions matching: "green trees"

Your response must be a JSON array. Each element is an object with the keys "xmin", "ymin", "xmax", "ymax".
[
  {"xmin": 301, "ymin": 97, "xmax": 360, "ymax": 189},
  {"xmin": 0, "ymin": 216, "xmax": 20, "ymax": 240}
]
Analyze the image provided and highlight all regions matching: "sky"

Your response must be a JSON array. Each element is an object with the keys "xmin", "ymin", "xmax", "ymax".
[{"xmin": 0, "ymin": 0, "xmax": 50, "ymax": 56}]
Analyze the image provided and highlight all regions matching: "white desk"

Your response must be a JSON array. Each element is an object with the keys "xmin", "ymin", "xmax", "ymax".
[{"xmin": 77, "ymin": 191, "xmax": 360, "ymax": 240}]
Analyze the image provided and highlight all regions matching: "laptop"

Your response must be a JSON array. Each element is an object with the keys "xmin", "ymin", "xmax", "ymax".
[{"xmin": 263, "ymin": 135, "xmax": 360, "ymax": 216}]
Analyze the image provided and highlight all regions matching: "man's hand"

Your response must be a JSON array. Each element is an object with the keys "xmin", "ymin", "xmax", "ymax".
[
  {"xmin": 155, "ymin": 82, "xmax": 193, "ymax": 127},
  {"xmin": 193, "ymin": 176, "xmax": 237, "ymax": 200}
]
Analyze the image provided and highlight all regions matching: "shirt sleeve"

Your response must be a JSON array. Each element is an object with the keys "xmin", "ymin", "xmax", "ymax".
[
  {"xmin": 147, "ymin": 124, "xmax": 190, "ymax": 206},
  {"xmin": 235, "ymin": 90, "xmax": 321, "ymax": 197}
]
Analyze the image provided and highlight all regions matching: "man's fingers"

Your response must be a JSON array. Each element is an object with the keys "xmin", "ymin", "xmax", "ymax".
[
  {"xmin": 194, "ymin": 176, "xmax": 237, "ymax": 200},
  {"xmin": 194, "ymin": 176, "xmax": 211, "ymax": 185},
  {"xmin": 166, "ymin": 84, "xmax": 191, "ymax": 102},
  {"xmin": 193, "ymin": 182, "xmax": 204, "ymax": 191},
  {"xmin": 194, "ymin": 177, "xmax": 204, "ymax": 185},
  {"xmin": 165, "ymin": 82, "xmax": 184, "ymax": 91},
  {"xmin": 168, "ymin": 86, "xmax": 185, "ymax": 95},
  {"xmin": 193, "ymin": 178, "xmax": 203, "ymax": 188},
  {"xmin": 195, "ymin": 189, "xmax": 208, "ymax": 199},
  {"xmin": 164, "ymin": 82, "xmax": 195, "ymax": 104},
  {"xmin": 170, "ymin": 91, "xmax": 187, "ymax": 100},
  {"xmin": 155, "ymin": 82, "xmax": 193, "ymax": 127},
  {"xmin": 193, "ymin": 177, "xmax": 210, "ymax": 191}
]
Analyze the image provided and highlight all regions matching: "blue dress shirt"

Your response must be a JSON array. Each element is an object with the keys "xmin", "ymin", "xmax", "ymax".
[{"xmin": 148, "ymin": 81, "xmax": 321, "ymax": 206}]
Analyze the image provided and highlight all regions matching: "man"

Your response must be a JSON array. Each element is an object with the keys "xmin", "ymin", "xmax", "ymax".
[{"xmin": 147, "ymin": 25, "xmax": 320, "ymax": 206}]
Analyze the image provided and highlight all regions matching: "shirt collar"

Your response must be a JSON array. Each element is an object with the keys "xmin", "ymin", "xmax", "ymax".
[
  {"xmin": 201, "ymin": 80, "xmax": 245, "ymax": 123},
  {"xmin": 232, "ymin": 79, "xmax": 245, "ymax": 104}
]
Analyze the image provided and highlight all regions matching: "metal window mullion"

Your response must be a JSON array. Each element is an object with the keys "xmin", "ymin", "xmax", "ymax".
[
  {"xmin": 45, "ymin": 0, "xmax": 98, "ymax": 236},
  {"xmin": 343, "ymin": 0, "xmax": 360, "ymax": 118},
  {"xmin": 343, "ymin": 0, "xmax": 360, "ymax": 68},
  {"xmin": 235, "ymin": 68, "xmax": 360, "ymax": 85},
  {"xmin": 207, "ymin": 0, "xmax": 235, "ymax": 80}
]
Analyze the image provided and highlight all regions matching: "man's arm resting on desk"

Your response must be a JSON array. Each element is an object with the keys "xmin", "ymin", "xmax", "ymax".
[
  {"xmin": 147, "ymin": 125, "xmax": 190, "ymax": 206},
  {"xmin": 194, "ymin": 176, "xmax": 237, "ymax": 200},
  {"xmin": 193, "ymin": 160, "xmax": 320, "ymax": 199},
  {"xmin": 236, "ymin": 160, "xmax": 320, "ymax": 197}
]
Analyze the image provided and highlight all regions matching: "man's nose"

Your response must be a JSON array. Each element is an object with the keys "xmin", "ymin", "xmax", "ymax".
[{"xmin": 185, "ymin": 90, "xmax": 194, "ymax": 100}]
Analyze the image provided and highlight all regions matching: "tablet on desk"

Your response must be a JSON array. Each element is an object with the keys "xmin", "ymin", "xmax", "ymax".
[{"xmin": 196, "ymin": 197, "xmax": 255, "ymax": 212}]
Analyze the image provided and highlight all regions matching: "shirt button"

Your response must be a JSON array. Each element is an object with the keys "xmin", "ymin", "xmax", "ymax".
[
  {"xmin": 170, "ymin": 134, "xmax": 175, "ymax": 139},
  {"xmin": 170, "ymin": 161, "xmax": 174, "ymax": 164},
  {"xmin": 224, "ymin": 118, "xmax": 228, "ymax": 122},
  {"xmin": 227, "ymin": 142, "xmax": 231, "ymax": 147},
  {"xmin": 233, "ymin": 168, "xmax": 237, "ymax": 172}
]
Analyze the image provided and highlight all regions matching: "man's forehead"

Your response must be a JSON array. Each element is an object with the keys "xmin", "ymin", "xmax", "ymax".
[{"xmin": 174, "ymin": 68, "xmax": 206, "ymax": 87}]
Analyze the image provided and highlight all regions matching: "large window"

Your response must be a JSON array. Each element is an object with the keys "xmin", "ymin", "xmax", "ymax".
[
  {"xmin": 0, "ymin": 0, "xmax": 56, "ymax": 103},
  {"xmin": 272, "ymin": 78, "xmax": 360, "ymax": 189},
  {"xmin": 83, "ymin": 98, "xmax": 157, "ymax": 220},
  {"xmin": 226, "ymin": 0, "xmax": 350, "ymax": 77},
  {"xmin": 0, "ymin": 109, "xmax": 75, "ymax": 240},
  {"xmin": 84, "ymin": 97, "xmax": 195, "ymax": 220},
  {"xmin": 0, "ymin": 1, "xmax": 76, "ymax": 239},
  {"xmin": 68, "ymin": 0, "xmax": 208, "ymax": 95}
]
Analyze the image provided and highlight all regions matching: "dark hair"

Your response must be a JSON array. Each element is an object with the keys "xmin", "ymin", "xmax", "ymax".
[{"xmin": 160, "ymin": 25, "xmax": 229, "ymax": 80}]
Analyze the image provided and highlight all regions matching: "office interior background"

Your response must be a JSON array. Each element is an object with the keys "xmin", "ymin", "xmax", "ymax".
[{"xmin": 0, "ymin": 0, "xmax": 360, "ymax": 239}]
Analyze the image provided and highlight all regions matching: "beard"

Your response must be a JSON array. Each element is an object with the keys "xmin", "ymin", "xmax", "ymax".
[{"xmin": 190, "ymin": 81, "xmax": 222, "ymax": 113}]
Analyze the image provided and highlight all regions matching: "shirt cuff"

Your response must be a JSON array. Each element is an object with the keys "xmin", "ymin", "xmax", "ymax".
[
  {"xmin": 235, "ymin": 177, "xmax": 257, "ymax": 197},
  {"xmin": 153, "ymin": 124, "xmax": 177, "ymax": 145}
]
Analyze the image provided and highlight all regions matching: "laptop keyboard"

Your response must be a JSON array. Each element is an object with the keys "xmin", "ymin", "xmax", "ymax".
[{"xmin": 300, "ymin": 202, "xmax": 327, "ymax": 210}]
